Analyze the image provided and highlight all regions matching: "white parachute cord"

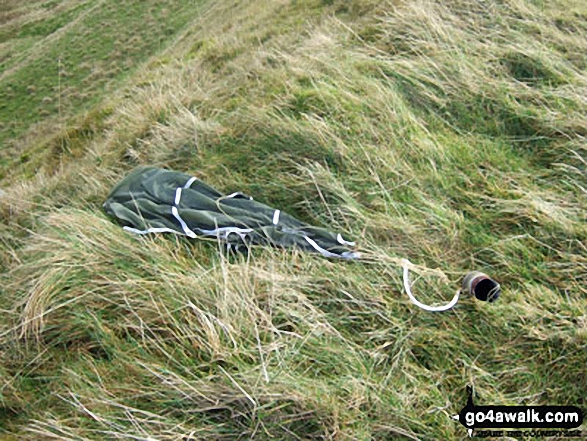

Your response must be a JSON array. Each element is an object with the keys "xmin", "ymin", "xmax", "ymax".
[{"xmin": 401, "ymin": 259, "xmax": 460, "ymax": 312}]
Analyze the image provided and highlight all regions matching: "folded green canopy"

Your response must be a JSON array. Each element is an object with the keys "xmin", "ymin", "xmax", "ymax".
[{"xmin": 103, "ymin": 166, "xmax": 360, "ymax": 259}]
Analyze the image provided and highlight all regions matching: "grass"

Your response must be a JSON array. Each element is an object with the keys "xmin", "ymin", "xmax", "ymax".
[
  {"xmin": 1, "ymin": 0, "xmax": 586, "ymax": 439},
  {"xmin": 0, "ymin": 0, "xmax": 206, "ymax": 166}
]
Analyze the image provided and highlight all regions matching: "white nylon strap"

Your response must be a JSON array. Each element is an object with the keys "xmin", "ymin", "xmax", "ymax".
[
  {"xmin": 184, "ymin": 177, "xmax": 198, "ymax": 188},
  {"xmin": 224, "ymin": 191, "xmax": 253, "ymax": 200},
  {"xmin": 402, "ymin": 259, "xmax": 460, "ymax": 312},
  {"xmin": 197, "ymin": 226, "xmax": 253, "ymax": 240},
  {"xmin": 171, "ymin": 177, "xmax": 199, "ymax": 238},
  {"xmin": 172, "ymin": 206, "xmax": 197, "ymax": 238},
  {"xmin": 123, "ymin": 226, "xmax": 184, "ymax": 235},
  {"xmin": 337, "ymin": 233, "xmax": 355, "ymax": 246},
  {"xmin": 303, "ymin": 235, "xmax": 360, "ymax": 260}
]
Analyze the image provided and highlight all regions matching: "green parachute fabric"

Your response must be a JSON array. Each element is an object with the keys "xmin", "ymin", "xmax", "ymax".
[{"xmin": 103, "ymin": 166, "xmax": 360, "ymax": 259}]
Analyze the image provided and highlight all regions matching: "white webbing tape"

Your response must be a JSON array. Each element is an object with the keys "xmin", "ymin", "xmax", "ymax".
[
  {"xmin": 337, "ymin": 233, "xmax": 355, "ymax": 246},
  {"xmin": 304, "ymin": 235, "xmax": 358, "ymax": 259},
  {"xmin": 171, "ymin": 206, "xmax": 197, "ymax": 238},
  {"xmin": 184, "ymin": 177, "xmax": 198, "ymax": 189},
  {"xmin": 401, "ymin": 259, "xmax": 460, "ymax": 312},
  {"xmin": 123, "ymin": 226, "xmax": 184, "ymax": 235},
  {"xmin": 197, "ymin": 226, "xmax": 253, "ymax": 240}
]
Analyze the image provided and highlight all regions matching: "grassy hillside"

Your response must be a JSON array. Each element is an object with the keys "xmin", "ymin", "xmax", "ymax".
[{"xmin": 1, "ymin": 0, "xmax": 586, "ymax": 439}]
